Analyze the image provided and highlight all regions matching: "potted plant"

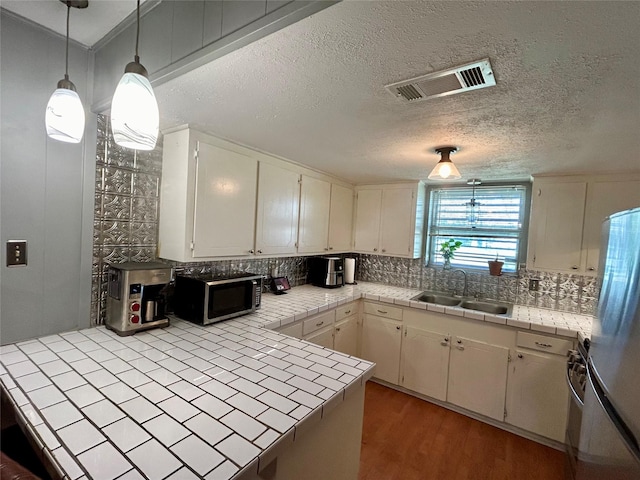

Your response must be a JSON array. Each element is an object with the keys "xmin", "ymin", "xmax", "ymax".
[
  {"xmin": 439, "ymin": 239, "xmax": 462, "ymax": 270},
  {"xmin": 488, "ymin": 253, "xmax": 504, "ymax": 276}
]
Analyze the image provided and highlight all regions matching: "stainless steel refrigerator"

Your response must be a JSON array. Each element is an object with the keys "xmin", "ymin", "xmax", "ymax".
[{"xmin": 577, "ymin": 207, "xmax": 640, "ymax": 480}]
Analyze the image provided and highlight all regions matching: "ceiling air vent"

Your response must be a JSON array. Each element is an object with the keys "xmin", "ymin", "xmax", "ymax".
[{"xmin": 385, "ymin": 58, "xmax": 496, "ymax": 103}]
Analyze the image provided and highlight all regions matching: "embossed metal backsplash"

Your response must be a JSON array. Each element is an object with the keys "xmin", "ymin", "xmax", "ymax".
[
  {"xmin": 92, "ymin": 115, "xmax": 309, "ymax": 325},
  {"xmin": 356, "ymin": 254, "xmax": 599, "ymax": 316}
]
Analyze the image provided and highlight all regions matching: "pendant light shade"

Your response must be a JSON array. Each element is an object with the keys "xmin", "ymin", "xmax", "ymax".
[
  {"xmin": 466, "ymin": 179, "xmax": 481, "ymax": 225},
  {"xmin": 46, "ymin": 80, "xmax": 85, "ymax": 143},
  {"xmin": 45, "ymin": 0, "xmax": 88, "ymax": 144},
  {"xmin": 429, "ymin": 146, "xmax": 461, "ymax": 180},
  {"xmin": 111, "ymin": 0, "xmax": 158, "ymax": 151}
]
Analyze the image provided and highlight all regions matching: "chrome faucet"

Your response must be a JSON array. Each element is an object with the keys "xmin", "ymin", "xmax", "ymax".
[{"xmin": 450, "ymin": 269, "xmax": 468, "ymax": 297}]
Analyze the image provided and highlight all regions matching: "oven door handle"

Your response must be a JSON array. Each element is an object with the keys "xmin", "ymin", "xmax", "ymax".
[{"xmin": 566, "ymin": 364, "xmax": 584, "ymax": 409}]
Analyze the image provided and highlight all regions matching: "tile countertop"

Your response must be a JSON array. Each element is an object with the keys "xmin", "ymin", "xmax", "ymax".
[{"xmin": 0, "ymin": 281, "xmax": 592, "ymax": 480}]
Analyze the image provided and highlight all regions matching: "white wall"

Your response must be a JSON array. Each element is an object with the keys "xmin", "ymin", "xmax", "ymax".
[{"xmin": 0, "ymin": 11, "xmax": 96, "ymax": 344}]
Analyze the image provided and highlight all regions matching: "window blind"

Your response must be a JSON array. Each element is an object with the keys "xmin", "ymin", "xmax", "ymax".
[{"xmin": 427, "ymin": 185, "xmax": 527, "ymax": 272}]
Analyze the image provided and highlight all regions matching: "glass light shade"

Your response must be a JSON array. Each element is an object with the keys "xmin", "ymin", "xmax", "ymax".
[
  {"xmin": 466, "ymin": 198, "xmax": 480, "ymax": 225},
  {"xmin": 428, "ymin": 159, "xmax": 462, "ymax": 180},
  {"xmin": 111, "ymin": 72, "xmax": 159, "ymax": 151},
  {"xmin": 45, "ymin": 87, "xmax": 85, "ymax": 143}
]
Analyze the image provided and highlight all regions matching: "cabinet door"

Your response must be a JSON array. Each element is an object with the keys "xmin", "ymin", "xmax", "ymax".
[
  {"xmin": 334, "ymin": 316, "xmax": 358, "ymax": 357},
  {"xmin": 447, "ymin": 336, "xmax": 509, "ymax": 421},
  {"xmin": 304, "ymin": 326, "xmax": 334, "ymax": 349},
  {"xmin": 528, "ymin": 181, "xmax": 587, "ymax": 272},
  {"xmin": 505, "ymin": 350, "xmax": 569, "ymax": 442},
  {"xmin": 192, "ymin": 142, "xmax": 258, "ymax": 257},
  {"xmin": 354, "ymin": 189, "xmax": 382, "ymax": 253},
  {"xmin": 401, "ymin": 326, "xmax": 450, "ymax": 402},
  {"xmin": 298, "ymin": 176, "xmax": 331, "ymax": 254},
  {"xmin": 379, "ymin": 187, "xmax": 415, "ymax": 256},
  {"xmin": 255, "ymin": 163, "xmax": 300, "ymax": 255},
  {"xmin": 583, "ymin": 180, "xmax": 640, "ymax": 273},
  {"xmin": 328, "ymin": 184, "xmax": 354, "ymax": 252},
  {"xmin": 361, "ymin": 315, "xmax": 402, "ymax": 384}
]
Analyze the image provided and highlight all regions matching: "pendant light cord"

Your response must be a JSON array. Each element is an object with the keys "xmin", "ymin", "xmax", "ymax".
[
  {"xmin": 135, "ymin": 0, "xmax": 140, "ymax": 61},
  {"xmin": 65, "ymin": 2, "xmax": 70, "ymax": 80}
]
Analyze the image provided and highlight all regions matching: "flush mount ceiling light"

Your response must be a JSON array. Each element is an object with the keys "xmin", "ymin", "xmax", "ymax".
[
  {"xmin": 429, "ymin": 146, "xmax": 461, "ymax": 180},
  {"xmin": 110, "ymin": 0, "xmax": 159, "ymax": 151},
  {"xmin": 466, "ymin": 178, "xmax": 482, "ymax": 226},
  {"xmin": 45, "ymin": 0, "xmax": 88, "ymax": 144}
]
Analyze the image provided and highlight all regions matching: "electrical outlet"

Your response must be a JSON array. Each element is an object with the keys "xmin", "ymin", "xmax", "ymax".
[{"xmin": 528, "ymin": 279, "xmax": 540, "ymax": 292}]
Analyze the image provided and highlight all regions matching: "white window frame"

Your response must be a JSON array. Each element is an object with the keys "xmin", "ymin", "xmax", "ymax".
[{"xmin": 425, "ymin": 182, "xmax": 531, "ymax": 273}]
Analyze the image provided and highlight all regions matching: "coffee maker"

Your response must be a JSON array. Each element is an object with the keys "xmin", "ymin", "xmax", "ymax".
[
  {"xmin": 106, "ymin": 262, "xmax": 172, "ymax": 336},
  {"xmin": 308, "ymin": 256, "xmax": 344, "ymax": 288}
]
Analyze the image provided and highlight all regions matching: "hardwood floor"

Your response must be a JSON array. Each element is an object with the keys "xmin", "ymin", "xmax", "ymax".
[{"xmin": 358, "ymin": 382, "xmax": 566, "ymax": 480}]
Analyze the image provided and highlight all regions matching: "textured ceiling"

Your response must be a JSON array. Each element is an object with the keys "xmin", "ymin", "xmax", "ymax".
[
  {"xmin": 7, "ymin": 0, "xmax": 640, "ymax": 184},
  {"xmin": 156, "ymin": 0, "xmax": 640, "ymax": 184}
]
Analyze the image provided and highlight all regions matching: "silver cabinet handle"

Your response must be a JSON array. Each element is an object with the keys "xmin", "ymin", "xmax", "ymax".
[
  {"xmin": 316, "ymin": 321, "xmax": 324, "ymax": 327},
  {"xmin": 535, "ymin": 341, "xmax": 552, "ymax": 348},
  {"xmin": 377, "ymin": 309, "xmax": 388, "ymax": 314},
  {"xmin": 344, "ymin": 310, "xmax": 351, "ymax": 315}
]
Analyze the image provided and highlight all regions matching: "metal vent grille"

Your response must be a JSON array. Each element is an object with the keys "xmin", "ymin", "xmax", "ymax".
[{"xmin": 385, "ymin": 59, "xmax": 496, "ymax": 103}]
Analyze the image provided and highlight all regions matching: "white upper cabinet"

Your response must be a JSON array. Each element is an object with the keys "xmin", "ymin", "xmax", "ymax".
[
  {"xmin": 159, "ymin": 128, "xmax": 258, "ymax": 261},
  {"xmin": 354, "ymin": 182, "xmax": 425, "ymax": 258},
  {"xmin": 528, "ymin": 174, "xmax": 640, "ymax": 274},
  {"xmin": 255, "ymin": 162, "xmax": 300, "ymax": 256},
  {"xmin": 192, "ymin": 142, "xmax": 258, "ymax": 258},
  {"xmin": 298, "ymin": 176, "xmax": 331, "ymax": 254},
  {"xmin": 328, "ymin": 183, "xmax": 354, "ymax": 252}
]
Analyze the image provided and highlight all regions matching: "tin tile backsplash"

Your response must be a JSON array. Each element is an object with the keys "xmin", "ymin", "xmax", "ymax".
[{"xmin": 92, "ymin": 114, "xmax": 597, "ymax": 324}]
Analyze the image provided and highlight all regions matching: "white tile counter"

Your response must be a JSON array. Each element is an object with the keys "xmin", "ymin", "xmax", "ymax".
[{"xmin": 0, "ymin": 281, "xmax": 592, "ymax": 480}]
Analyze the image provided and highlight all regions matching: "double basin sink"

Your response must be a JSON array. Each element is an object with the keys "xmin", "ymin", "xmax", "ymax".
[{"xmin": 411, "ymin": 291, "xmax": 513, "ymax": 316}]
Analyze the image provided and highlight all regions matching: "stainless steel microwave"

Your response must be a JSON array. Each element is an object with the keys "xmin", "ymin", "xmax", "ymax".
[{"xmin": 173, "ymin": 273, "xmax": 262, "ymax": 325}]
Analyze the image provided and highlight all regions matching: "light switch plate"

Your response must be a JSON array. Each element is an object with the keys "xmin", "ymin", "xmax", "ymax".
[{"xmin": 7, "ymin": 240, "xmax": 27, "ymax": 267}]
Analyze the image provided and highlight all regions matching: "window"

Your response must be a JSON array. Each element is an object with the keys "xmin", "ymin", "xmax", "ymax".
[{"xmin": 426, "ymin": 183, "xmax": 530, "ymax": 273}]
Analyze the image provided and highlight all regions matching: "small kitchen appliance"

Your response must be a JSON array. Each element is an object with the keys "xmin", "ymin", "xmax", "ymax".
[
  {"xmin": 106, "ymin": 262, "xmax": 172, "ymax": 336},
  {"xmin": 308, "ymin": 256, "xmax": 344, "ymax": 288},
  {"xmin": 173, "ymin": 272, "xmax": 262, "ymax": 325},
  {"xmin": 270, "ymin": 276, "xmax": 291, "ymax": 294}
]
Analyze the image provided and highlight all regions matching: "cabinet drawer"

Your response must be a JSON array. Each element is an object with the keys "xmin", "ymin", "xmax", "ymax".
[
  {"xmin": 517, "ymin": 332, "xmax": 573, "ymax": 356},
  {"xmin": 336, "ymin": 302, "xmax": 358, "ymax": 321},
  {"xmin": 364, "ymin": 302, "xmax": 403, "ymax": 321},
  {"xmin": 303, "ymin": 311, "xmax": 335, "ymax": 336}
]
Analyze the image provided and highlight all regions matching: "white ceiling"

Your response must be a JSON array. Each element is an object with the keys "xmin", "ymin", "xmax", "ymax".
[
  {"xmin": 0, "ymin": 0, "xmax": 142, "ymax": 47},
  {"xmin": 7, "ymin": 0, "xmax": 640, "ymax": 184}
]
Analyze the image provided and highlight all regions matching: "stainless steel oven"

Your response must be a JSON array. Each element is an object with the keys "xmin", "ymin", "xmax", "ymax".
[{"xmin": 566, "ymin": 338, "xmax": 589, "ymax": 479}]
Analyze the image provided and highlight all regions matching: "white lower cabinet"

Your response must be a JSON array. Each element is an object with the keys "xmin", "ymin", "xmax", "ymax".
[
  {"xmin": 361, "ymin": 313, "xmax": 402, "ymax": 385},
  {"xmin": 400, "ymin": 326, "xmax": 450, "ymax": 402},
  {"xmin": 305, "ymin": 325, "xmax": 335, "ymax": 349},
  {"xmin": 505, "ymin": 349, "xmax": 570, "ymax": 442},
  {"xmin": 334, "ymin": 316, "xmax": 358, "ymax": 357},
  {"xmin": 447, "ymin": 336, "xmax": 510, "ymax": 421},
  {"xmin": 278, "ymin": 322, "xmax": 303, "ymax": 339}
]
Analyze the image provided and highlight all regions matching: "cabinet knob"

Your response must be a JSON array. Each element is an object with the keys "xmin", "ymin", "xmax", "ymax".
[
  {"xmin": 335, "ymin": 327, "xmax": 341, "ymax": 332},
  {"xmin": 373, "ymin": 248, "xmax": 378, "ymax": 252},
  {"xmin": 588, "ymin": 267, "xmax": 595, "ymax": 271},
  {"xmin": 329, "ymin": 247, "xmax": 333, "ymax": 250},
  {"xmin": 518, "ymin": 354, "xmax": 523, "ymax": 359},
  {"xmin": 571, "ymin": 266, "xmax": 578, "ymax": 270},
  {"xmin": 324, "ymin": 247, "xmax": 329, "ymax": 251},
  {"xmin": 396, "ymin": 326, "xmax": 401, "ymax": 330},
  {"xmin": 382, "ymin": 249, "xmax": 386, "ymax": 253},
  {"xmin": 249, "ymin": 249, "xmax": 255, "ymax": 254},
  {"xmin": 444, "ymin": 337, "xmax": 449, "ymax": 342},
  {"xmin": 257, "ymin": 250, "xmax": 263, "ymax": 254},
  {"xmin": 457, "ymin": 340, "xmax": 462, "ymax": 344}
]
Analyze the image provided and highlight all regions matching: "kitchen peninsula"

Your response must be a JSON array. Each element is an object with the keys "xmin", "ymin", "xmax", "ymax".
[{"xmin": 0, "ymin": 282, "xmax": 592, "ymax": 480}]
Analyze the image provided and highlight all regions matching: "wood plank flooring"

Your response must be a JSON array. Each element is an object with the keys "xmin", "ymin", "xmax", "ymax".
[{"xmin": 359, "ymin": 382, "xmax": 566, "ymax": 480}]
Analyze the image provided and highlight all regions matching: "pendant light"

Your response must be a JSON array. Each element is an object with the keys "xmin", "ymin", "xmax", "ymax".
[
  {"xmin": 111, "ymin": 0, "xmax": 159, "ymax": 151},
  {"xmin": 429, "ymin": 146, "xmax": 462, "ymax": 180},
  {"xmin": 466, "ymin": 179, "xmax": 481, "ymax": 226},
  {"xmin": 45, "ymin": 0, "xmax": 88, "ymax": 144}
]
